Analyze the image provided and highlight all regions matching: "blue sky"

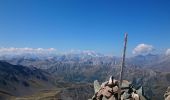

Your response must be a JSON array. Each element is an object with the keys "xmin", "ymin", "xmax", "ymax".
[{"xmin": 0, "ymin": 0, "xmax": 170, "ymax": 56}]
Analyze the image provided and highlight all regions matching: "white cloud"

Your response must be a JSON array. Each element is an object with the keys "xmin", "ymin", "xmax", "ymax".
[
  {"xmin": 165, "ymin": 49, "xmax": 170, "ymax": 55},
  {"xmin": 0, "ymin": 47, "xmax": 57, "ymax": 56},
  {"xmin": 133, "ymin": 44, "xmax": 154, "ymax": 55},
  {"xmin": 0, "ymin": 48, "xmax": 104, "ymax": 57}
]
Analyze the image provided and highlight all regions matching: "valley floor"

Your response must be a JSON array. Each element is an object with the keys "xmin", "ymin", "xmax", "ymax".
[{"xmin": 14, "ymin": 89, "xmax": 60, "ymax": 100}]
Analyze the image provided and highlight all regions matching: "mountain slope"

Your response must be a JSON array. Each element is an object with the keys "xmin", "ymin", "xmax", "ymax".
[
  {"xmin": 149, "ymin": 56, "xmax": 170, "ymax": 72},
  {"xmin": 0, "ymin": 61, "xmax": 56, "ymax": 99}
]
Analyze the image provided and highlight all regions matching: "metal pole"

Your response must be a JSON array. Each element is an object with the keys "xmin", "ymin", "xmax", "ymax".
[{"xmin": 118, "ymin": 33, "xmax": 128, "ymax": 100}]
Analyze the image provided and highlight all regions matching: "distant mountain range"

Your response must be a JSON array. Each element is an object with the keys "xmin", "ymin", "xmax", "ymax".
[
  {"xmin": 1, "ymin": 52, "xmax": 170, "ymax": 71},
  {"xmin": 128, "ymin": 54, "xmax": 170, "ymax": 72},
  {"xmin": 0, "ymin": 53, "xmax": 170, "ymax": 100},
  {"xmin": 0, "ymin": 50, "xmax": 104, "ymax": 60}
]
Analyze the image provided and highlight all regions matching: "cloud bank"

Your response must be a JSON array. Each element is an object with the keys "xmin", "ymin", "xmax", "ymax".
[
  {"xmin": 133, "ymin": 44, "xmax": 154, "ymax": 55},
  {"xmin": 0, "ymin": 47, "xmax": 102, "ymax": 57},
  {"xmin": 166, "ymin": 49, "xmax": 170, "ymax": 56},
  {"xmin": 0, "ymin": 47, "xmax": 57, "ymax": 56}
]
